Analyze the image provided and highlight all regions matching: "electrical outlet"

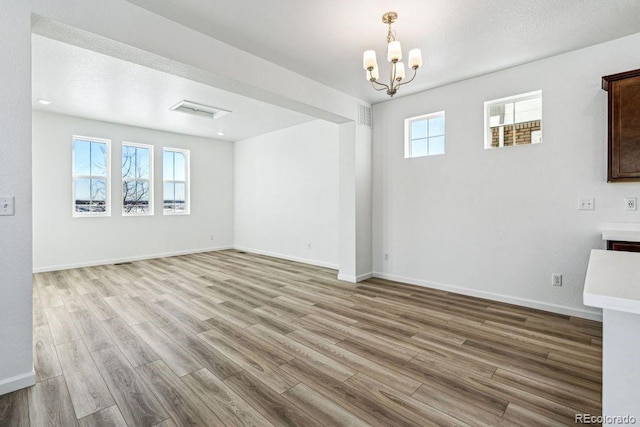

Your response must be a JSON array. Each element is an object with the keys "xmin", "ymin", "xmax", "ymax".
[
  {"xmin": 552, "ymin": 273, "xmax": 562, "ymax": 286},
  {"xmin": 578, "ymin": 198, "xmax": 594, "ymax": 210},
  {"xmin": 210, "ymin": 234, "xmax": 215, "ymax": 240},
  {"xmin": 307, "ymin": 242, "xmax": 311, "ymax": 250},
  {"xmin": 384, "ymin": 253, "xmax": 389, "ymax": 261},
  {"xmin": 625, "ymin": 197, "xmax": 637, "ymax": 211},
  {"xmin": 0, "ymin": 196, "xmax": 15, "ymax": 216}
]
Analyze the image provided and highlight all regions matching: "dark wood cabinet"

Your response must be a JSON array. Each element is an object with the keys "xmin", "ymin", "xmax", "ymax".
[
  {"xmin": 602, "ymin": 69, "xmax": 640, "ymax": 182},
  {"xmin": 606, "ymin": 240, "xmax": 640, "ymax": 252}
]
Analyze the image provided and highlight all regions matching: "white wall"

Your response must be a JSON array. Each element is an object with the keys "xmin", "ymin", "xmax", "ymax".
[
  {"xmin": 1, "ymin": 0, "xmax": 367, "ymax": 396},
  {"xmin": 356, "ymin": 125, "xmax": 373, "ymax": 278},
  {"xmin": 33, "ymin": 111, "xmax": 234, "ymax": 271},
  {"xmin": 0, "ymin": 2, "xmax": 34, "ymax": 395},
  {"xmin": 338, "ymin": 122, "xmax": 374, "ymax": 281},
  {"xmin": 339, "ymin": 122, "xmax": 357, "ymax": 278},
  {"xmin": 234, "ymin": 120, "xmax": 339, "ymax": 268},
  {"xmin": 373, "ymin": 32, "xmax": 640, "ymax": 320}
]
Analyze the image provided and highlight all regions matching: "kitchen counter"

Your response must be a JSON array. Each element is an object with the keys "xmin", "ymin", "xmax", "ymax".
[
  {"xmin": 583, "ymin": 248, "xmax": 640, "ymax": 422},
  {"xmin": 584, "ymin": 249, "xmax": 640, "ymax": 314},
  {"xmin": 601, "ymin": 222, "xmax": 640, "ymax": 243}
]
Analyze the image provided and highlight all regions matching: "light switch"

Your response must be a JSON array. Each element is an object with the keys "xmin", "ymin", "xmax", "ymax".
[{"xmin": 0, "ymin": 196, "xmax": 15, "ymax": 216}]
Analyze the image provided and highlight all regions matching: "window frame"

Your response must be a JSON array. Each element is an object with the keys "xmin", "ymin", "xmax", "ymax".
[
  {"xmin": 122, "ymin": 141, "xmax": 154, "ymax": 217},
  {"xmin": 404, "ymin": 111, "xmax": 446, "ymax": 159},
  {"xmin": 72, "ymin": 135, "xmax": 111, "ymax": 217},
  {"xmin": 162, "ymin": 147, "xmax": 190, "ymax": 216},
  {"xmin": 484, "ymin": 90, "xmax": 542, "ymax": 149}
]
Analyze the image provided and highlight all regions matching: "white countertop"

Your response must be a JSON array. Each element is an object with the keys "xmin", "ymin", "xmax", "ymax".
[
  {"xmin": 584, "ymin": 249, "xmax": 640, "ymax": 314},
  {"xmin": 602, "ymin": 222, "xmax": 640, "ymax": 242}
]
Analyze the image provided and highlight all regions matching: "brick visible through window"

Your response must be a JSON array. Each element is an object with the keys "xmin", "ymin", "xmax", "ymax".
[{"xmin": 485, "ymin": 91, "xmax": 542, "ymax": 149}]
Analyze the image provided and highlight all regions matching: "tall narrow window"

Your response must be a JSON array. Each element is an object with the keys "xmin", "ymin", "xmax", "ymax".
[
  {"xmin": 163, "ymin": 148, "xmax": 190, "ymax": 214},
  {"xmin": 122, "ymin": 142, "xmax": 153, "ymax": 215},
  {"xmin": 485, "ymin": 90, "xmax": 542, "ymax": 149},
  {"xmin": 72, "ymin": 136, "xmax": 110, "ymax": 216},
  {"xmin": 405, "ymin": 111, "xmax": 445, "ymax": 158}
]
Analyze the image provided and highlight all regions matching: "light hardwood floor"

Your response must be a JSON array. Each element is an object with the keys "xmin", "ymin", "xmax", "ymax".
[{"xmin": 0, "ymin": 250, "xmax": 602, "ymax": 426}]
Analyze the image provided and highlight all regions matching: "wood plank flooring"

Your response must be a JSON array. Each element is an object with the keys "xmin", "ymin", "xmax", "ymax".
[{"xmin": 1, "ymin": 250, "xmax": 602, "ymax": 426}]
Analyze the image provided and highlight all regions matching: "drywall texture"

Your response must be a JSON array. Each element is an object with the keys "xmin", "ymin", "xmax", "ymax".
[
  {"xmin": 338, "ymin": 121, "xmax": 374, "ymax": 281},
  {"xmin": 373, "ymin": 32, "xmax": 640, "ymax": 319},
  {"xmin": 356, "ymin": 125, "xmax": 373, "ymax": 278},
  {"xmin": 0, "ymin": 2, "xmax": 34, "ymax": 394},
  {"xmin": 234, "ymin": 120, "xmax": 339, "ymax": 268},
  {"xmin": 338, "ymin": 122, "xmax": 357, "ymax": 278},
  {"xmin": 33, "ymin": 111, "xmax": 234, "ymax": 271}
]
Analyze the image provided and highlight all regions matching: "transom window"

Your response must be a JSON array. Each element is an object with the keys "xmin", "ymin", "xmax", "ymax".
[
  {"xmin": 122, "ymin": 142, "xmax": 153, "ymax": 216},
  {"xmin": 163, "ymin": 148, "xmax": 190, "ymax": 215},
  {"xmin": 72, "ymin": 136, "xmax": 110, "ymax": 216},
  {"xmin": 405, "ymin": 111, "xmax": 445, "ymax": 158},
  {"xmin": 485, "ymin": 90, "xmax": 542, "ymax": 149}
]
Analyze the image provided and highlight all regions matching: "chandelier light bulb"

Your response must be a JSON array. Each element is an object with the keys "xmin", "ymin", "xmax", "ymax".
[
  {"xmin": 366, "ymin": 65, "xmax": 380, "ymax": 81},
  {"xmin": 408, "ymin": 49, "xmax": 423, "ymax": 69},
  {"xmin": 363, "ymin": 50, "xmax": 377, "ymax": 70},
  {"xmin": 395, "ymin": 62, "xmax": 406, "ymax": 81},
  {"xmin": 387, "ymin": 41, "xmax": 402, "ymax": 62}
]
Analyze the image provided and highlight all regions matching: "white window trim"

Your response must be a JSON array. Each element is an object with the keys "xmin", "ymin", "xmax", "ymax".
[
  {"xmin": 404, "ymin": 111, "xmax": 446, "ymax": 159},
  {"xmin": 484, "ymin": 90, "xmax": 542, "ymax": 149},
  {"xmin": 72, "ymin": 135, "xmax": 111, "ymax": 218},
  {"xmin": 163, "ymin": 147, "xmax": 190, "ymax": 216},
  {"xmin": 122, "ymin": 141, "xmax": 154, "ymax": 217}
]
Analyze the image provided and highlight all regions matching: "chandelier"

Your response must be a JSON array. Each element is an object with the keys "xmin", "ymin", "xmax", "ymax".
[{"xmin": 363, "ymin": 12, "xmax": 423, "ymax": 97}]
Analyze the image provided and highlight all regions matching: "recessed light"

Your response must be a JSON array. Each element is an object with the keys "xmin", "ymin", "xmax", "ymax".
[
  {"xmin": 217, "ymin": 131, "xmax": 225, "ymax": 136},
  {"xmin": 38, "ymin": 99, "xmax": 52, "ymax": 105}
]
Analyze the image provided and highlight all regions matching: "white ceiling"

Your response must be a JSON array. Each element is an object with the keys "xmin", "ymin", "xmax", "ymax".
[
  {"xmin": 33, "ymin": 1, "xmax": 640, "ymax": 141},
  {"xmin": 125, "ymin": 0, "xmax": 640, "ymax": 103},
  {"xmin": 31, "ymin": 34, "xmax": 314, "ymax": 142}
]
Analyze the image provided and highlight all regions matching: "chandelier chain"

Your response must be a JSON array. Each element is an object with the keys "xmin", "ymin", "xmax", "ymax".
[{"xmin": 386, "ymin": 25, "xmax": 396, "ymax": 44}]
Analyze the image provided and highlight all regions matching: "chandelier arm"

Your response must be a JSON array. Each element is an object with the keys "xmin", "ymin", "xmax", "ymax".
[
  {"xmin": 371, "ymin": 83, "xmax": 388, "ymax": 92},
  {"xmin": 395, "ymin": 67, "xmax": 418, "ymax": 89},
  {"xmin": 368, "ymin": 69, "xmax": 390, "ymax": 91},
  {"xmin": 370, "ymin": 80, "xmax": 390, "ymax": 91}
]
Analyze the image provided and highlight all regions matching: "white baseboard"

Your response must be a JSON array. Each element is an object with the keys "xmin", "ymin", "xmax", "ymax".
[
  {"xmin": 373, "ymin": 271, "xmax": 603, "ymax": 321},
  {"xmin": 0, "ymin": 369, "xmax": 35, "ymax": 396},
  {"xmin": 357, "ymin": 272, "xmax": 374, "ymax": 281},
  {"xmin": 33, "ymin": 246, "xmax": 234, "ymax": 273},
  {"xmin": 233, "ymin": 246, "xmax": 339, "ymax": 270},
  {"xmin": 337, "ymin": 274, "xmax": 356, "ymax": 282},
  {"xmin": 337, "ymin": 272, "xmax": 373, "ymax": 283}
]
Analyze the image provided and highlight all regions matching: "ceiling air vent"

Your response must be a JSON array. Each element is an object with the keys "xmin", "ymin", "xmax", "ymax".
[
  {"xmin": 170, "ymin": 100, "xmax": 231, "ymax": 120},
  {"xmin": 358, "ymin": 103, "xmax": 372, "ymax": 128}
]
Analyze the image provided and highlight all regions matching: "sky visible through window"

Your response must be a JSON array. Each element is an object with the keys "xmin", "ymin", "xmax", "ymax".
[
  {"xmin": 410, "ymin": 114, "xmax": 445, "ymax": 157},
  {"xmin": 73, "ymin": 138, "xmax": 108, "ymax": 213},
  {"xmin": 163, "ymin": 149, "xmax": 187, "ymax": 213}
]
